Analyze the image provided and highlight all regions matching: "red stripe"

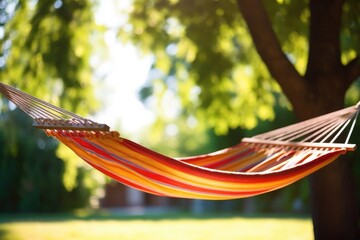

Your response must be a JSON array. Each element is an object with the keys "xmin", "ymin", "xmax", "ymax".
[
  {"xmin": 72, "ymin": 137, "xmax": 268, "ymax": 196},
  {"xmin": 56, "ymin": 134, "xmax": 344, "ymax": 198},
  {"xmin": 121, "ymin": 138, "xmax": 343, "ymax": 183}
]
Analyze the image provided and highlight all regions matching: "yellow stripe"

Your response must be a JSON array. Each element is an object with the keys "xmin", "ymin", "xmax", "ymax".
[
  {"xmin": 91, "ymin": 137, "xmax": 277, "ymax": 190},
  {"xmin": 53, "ymin": 134, "xmax": 343, "ymax": 200},
  {"xmin": 61, "ymin": 137, "xmax": 263, "ymax": 200},
  {"xmin": 59, "ymin": 136, "xmax": 275, "ymax": 192}
]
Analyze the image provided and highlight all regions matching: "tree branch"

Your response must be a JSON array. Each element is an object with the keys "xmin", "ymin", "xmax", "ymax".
[
  {"xmin": 236, "ymin": 0, "xmax": 306, "ymax": 107},
  {"xmin": 306, "ymin": 0, "xmax": 344, "ymax": 79}
]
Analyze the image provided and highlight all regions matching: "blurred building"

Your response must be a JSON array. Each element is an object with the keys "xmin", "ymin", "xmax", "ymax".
[{"xmin": 99, "ymin": 181, "xmax": 177, "ymax": 209}]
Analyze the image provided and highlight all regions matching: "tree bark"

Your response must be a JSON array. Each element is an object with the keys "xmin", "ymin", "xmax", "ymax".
[
  {"xmin": 237, "ymin": 0, "xmax": 360, "ymax": 239},
  {"xmin": 306, "ymin": 1, "xmax": 360, "ymax": 239},
  {"xmin": 310, "ymin": 156, "xmax": 360, "ymax": 239}
]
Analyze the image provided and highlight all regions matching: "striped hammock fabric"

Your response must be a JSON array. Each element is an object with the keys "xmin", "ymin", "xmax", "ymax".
[{"xmin": 0, "ymin": 82, "xmax": 358, "ymax": 200}]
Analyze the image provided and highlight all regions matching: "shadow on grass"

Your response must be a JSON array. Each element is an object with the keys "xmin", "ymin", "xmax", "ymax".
[{"xmin": 0, "ymin": 208, "xmax": 310, "ymax": 224}]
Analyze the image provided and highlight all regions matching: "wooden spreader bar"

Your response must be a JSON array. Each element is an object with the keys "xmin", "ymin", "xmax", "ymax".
[
  {"xmin": 242, "ymin": 138, "xmax": 357, "ymax": 151},
  {"xmin": 33, "ymin": 118, "xmax": 110, "ymax": 131}
]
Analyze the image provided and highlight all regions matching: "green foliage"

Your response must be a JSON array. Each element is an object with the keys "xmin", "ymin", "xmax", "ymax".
[
  {"xmin": 0, "ymin": 0, "xmax": 98, "ymax": 114},
  {"xmin": 122, "ymin": 0, "xmax": 360, "ymax": 134},
  {"xmin": 346, "ymin": 79, "xmax": 360, "ymax": 106},
  {"xmin": 0, "ymin": 108, "xmax": 98, "ymax": 212},
  {"xmin": 120, "ymin": 0, "xmax": 292, "ymax": 134},
  {"xmin": 0, "ymin": 0, "xmax": 103, "ymax": 212},
  {"xmin": 341, "ymin": 1, "xmax": 360, "ymax": 61}
]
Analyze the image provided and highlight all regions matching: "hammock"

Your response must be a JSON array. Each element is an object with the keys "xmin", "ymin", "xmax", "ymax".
[{"xmin": 0, "ymin": 82, "xmax": 358, "ymax": 200}]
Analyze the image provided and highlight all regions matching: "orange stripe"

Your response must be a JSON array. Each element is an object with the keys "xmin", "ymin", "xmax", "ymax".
[{"xmin": 49, "ymin": 130, "xmax": 345, "ymax": 200}]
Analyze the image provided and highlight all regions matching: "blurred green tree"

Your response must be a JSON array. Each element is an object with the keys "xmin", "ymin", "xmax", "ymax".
[
  {"xmin": 0, "ymin": 0, "xmax": 102, "ymax": 211},
  {"xmin": 122, "ymin": 0, "xmax": 360, "ymax": 238},
  {"xmin": 0, "ymin": 108, "xmax": 96, "ymax": 212}
]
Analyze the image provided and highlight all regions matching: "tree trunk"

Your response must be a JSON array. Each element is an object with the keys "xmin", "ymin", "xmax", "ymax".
[
  {"xmin": 305, "ymin": 1, "xmax": 360, "ymax": 238},
  {"xmin": 310, "ymin": 156, "xmax": 360, "ymax": 239},
  {"xmin": 237, "ymin": 0, "xmax": 360, "ymax": 238}
]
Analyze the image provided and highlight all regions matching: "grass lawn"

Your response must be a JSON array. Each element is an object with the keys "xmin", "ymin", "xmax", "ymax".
[{"xmin": 0, "ymin": 211, "xmax": 312, "ymax": 240}]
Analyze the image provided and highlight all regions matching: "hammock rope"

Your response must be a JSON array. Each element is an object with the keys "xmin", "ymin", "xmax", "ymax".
[
  {"xmin": 0, "ymin": 82, "xmax": 358, "ymax": 200},
  {"xmin": 0, "ymin": 83, "xmax": 109, "ymax": 131}
]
